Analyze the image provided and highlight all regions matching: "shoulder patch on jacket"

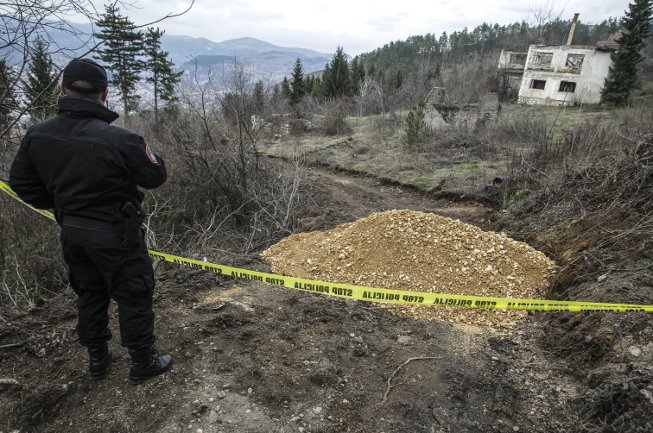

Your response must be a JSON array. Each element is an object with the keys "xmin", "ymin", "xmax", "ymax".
[{"xmin": 145, "ymin": 145, "xmax": 159, "ymax": 165}]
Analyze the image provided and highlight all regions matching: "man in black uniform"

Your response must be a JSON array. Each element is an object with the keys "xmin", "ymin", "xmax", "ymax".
[{"xmin": 9, "ymin": 58, "xmax": 172, "ymax": 385}]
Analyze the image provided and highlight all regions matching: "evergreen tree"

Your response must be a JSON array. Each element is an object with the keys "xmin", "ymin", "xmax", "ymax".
[
  {"xmin": 271, "ymin": 83, "xmax": 282, "ymax": 111},
  {"xmin": 350, "ymin": 57, "xmax": 366, "ymax": 93},
  {"xmin": 94, "ymin": 4, "xmax": 144, "ymax": 116},
  {"xmin": 25, "ymin": 38, "xmax": 60, "ymax": 122},
  {"xmin": 601, "ymin": 0, "xmax": 653, "ymax": 105},
  {"xmin": 322, "ymin": 46, "xmax": 352, "ymax": 98},
  {"xmin": 143, "ymin": 27, "xmax": 183, "ymax": 122},
  {"xmin": 305, "ymin": 75, "xmax": 313, "ymax": 93},
  {"xmin": 319, "ymin": 62, "xmax": 331, "ymax": 97},
  {"xmin": 404, "ymin": 101, "xmax": 426, "ymax": 147},
  {"xmin": 253, "ymin": 80, "xmax": 265, "ymax": 114},
  {"xmin": 281, "ymin": 77, "xmax": 291, "ymax": 98},
  {"xmin": 289, "ymin": 57, "xmax": 305, "ymax": 105},
  {"xmin": 309, "ymin": 76, "xmax": 322, "ymax": 98}
]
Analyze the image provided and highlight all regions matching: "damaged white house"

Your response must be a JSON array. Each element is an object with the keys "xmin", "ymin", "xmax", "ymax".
[
  {"xmin": 517, "ymin": 43, "xmax": 613, "ymax": 105},
  {"xmin": 498, "ymin": 14, "xmax": 620, "ymax": 106}
]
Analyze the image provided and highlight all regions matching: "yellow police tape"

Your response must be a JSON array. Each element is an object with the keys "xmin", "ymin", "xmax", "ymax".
[{"xmin": 2, "ymin": 180, "xmax": 652, "ymax": 313}]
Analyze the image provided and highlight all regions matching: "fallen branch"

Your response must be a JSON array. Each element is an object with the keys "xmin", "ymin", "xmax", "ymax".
[
  {"xmin": 0, "ymin": 378, "xmax": 20, "ymax": 386},
  {"xmin": 381, "ymin": 356, "xmax": 443, "ymax": 403},
  {"xmin": 0, "ymin": 341, "xmax": 25, "ymax": 349}
]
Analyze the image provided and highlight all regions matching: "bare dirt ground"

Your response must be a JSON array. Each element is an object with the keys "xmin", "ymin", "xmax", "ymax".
[{"xmin": 0, "ymin": 167, "xmax": 597, "ymax": 433}]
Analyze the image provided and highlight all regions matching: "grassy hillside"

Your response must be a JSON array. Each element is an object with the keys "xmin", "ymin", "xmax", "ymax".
[{"xmin": 264, "ymin": 101, "xmax": 647, "ymax": 200}]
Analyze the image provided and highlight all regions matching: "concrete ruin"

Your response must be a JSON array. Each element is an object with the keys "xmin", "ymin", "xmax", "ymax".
[
  {"xmin": 424, "ymin": 87, "xmax": 499, "ymax": 130},
  {"xmin": 517, "ymin": 44, "xmax": 614, "ymax": 106},
  {"xmin": 502, "ymin": 14, "xmax": 621, "ymax": 106},
  {"xmin": 496, "ymin": 50, "xmax": 527, "ymax": 99}
]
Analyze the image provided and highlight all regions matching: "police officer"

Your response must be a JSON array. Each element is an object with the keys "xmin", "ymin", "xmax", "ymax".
[{"xmin": 9, "ymin": 58, "xmax": 173, "ymax": 385}]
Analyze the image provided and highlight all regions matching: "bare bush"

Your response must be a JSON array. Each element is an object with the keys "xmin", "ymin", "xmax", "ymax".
[
  {"xmin": 497, "ymin": 113, "xmax": 552, "ymax": 145},
  {"xmin": 504, "ymin": 119, "xmax": 653, "ymax": 288},
  {"xmin": 139, "ymin": 61, "xmax": 309, "ymax": 259},
  {"xmin": 0, "ymin": 199, "xmax": 66, "ymax": 308},
  {"xmin": 441, "ymin": 57, "xmax": 496, "ymax": 104},
  {"xmin": 504, "ymin": 118, "xmax": 653, "ymax": 433},
  {"xmin": 319, "ymin": 98, "xmax": 353, "ymax": 136},
  {"xmin": 357, "ymin": 76, "xmax": 384, "ymax": 116}
]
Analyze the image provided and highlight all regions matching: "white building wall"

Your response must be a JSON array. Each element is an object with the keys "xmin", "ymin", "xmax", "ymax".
[{"xmin": 517, "ymin": 45, "xmax": 612, "ymax": 106}]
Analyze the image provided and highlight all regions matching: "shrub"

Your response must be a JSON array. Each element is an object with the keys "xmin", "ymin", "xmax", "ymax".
[
  {"xmin": 319, "ymin": 98, "xmax": 353, "ymax": 136},
  {"xmin": 404, "ymin": 101, "xmax": 427, "ymax": 147},
  {"xmin": 0, "ymin": 199, "xmax": 66, "ymax": 308}
]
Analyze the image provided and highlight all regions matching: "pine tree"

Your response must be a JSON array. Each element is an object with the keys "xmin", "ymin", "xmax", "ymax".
[
  {"xmin": 281, "ymin": 77, "xmax": 291, "ymax": 98},
  {"xmin": 143, "ymin": 27, "xmax": 183, "ymax": 122},
  {"xmin": 404, "ymin": 101, "xmax": 426, "ymax": 147},
  {"xmin": 601, "ymin": 0, "xmax": 653, "ymax": 105},
  {"xmin": 253, "ymin": 80, "xmax": 265, "ymax": 114},
  {"xmin": 94, "ymin": 4, "xmax": 144, "ymax": 117},
  {"xmin": 319, "ymin": 62, "xmax": 331, "ymax": 97},
  {"xmin": 25, "ymin": 38, "xmax": 60, "ymax": 122},
  {"xmin": 289, "ymin": 57, "xmax": 305, "ymax": 106},
  {"xmin": 322, "ymin": 46, "xmax": 353, "ymax": 98},
  {"xmin": 350, "ymin": 57, "xmax": 366, "ymax": 94},
  {"xmin": 310, "ymin": 77, "xmax": 322, "ymax": 98}
]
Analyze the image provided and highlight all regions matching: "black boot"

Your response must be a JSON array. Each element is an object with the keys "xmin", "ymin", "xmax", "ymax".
[
  {"xmin": 128, "ymin": 346, "xmax": 173, "ymax": 385},
  {"xmin": 88, "ymin": 341, "xmax": 112, "ymax": 380}
]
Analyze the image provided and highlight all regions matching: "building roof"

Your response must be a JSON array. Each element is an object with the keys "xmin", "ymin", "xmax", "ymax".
[{"xmin": 596, "ymin": 30, "xmax": 622, "ymax": 51}]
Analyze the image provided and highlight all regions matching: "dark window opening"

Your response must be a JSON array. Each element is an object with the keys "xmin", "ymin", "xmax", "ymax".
[
  {"xmin": 531, "ymin": 79, "xmax": 546, "ymax": 90},
  {"xmin": 531, "ymin": 52, "xmax": 553, "ymax": 66},
  {"xmin": 509, "ymin": 53, "xmax": 527, "ymax": 66},
  {"xmin": 559, "ymin": 81, "xmax": 576, "ymax": 92},
  {"xmin": 565, "ymin": 54, "xmax": 584, "ymax": 69}
]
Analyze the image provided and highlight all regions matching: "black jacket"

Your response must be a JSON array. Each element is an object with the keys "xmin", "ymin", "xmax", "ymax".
[{"xmin": 9, "ymin": 97, "xmax": 166, "ymax": 222}]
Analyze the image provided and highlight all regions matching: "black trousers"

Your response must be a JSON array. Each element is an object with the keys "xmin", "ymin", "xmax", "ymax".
[{"xmin": 60, "ymin": 224, "xmax": 156, "ymax": 350}]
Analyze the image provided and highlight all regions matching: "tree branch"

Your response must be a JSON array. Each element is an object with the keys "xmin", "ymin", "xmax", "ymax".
[{"xmin": 381, "ymin": 356, "xmax": 443, "ymax": 403}]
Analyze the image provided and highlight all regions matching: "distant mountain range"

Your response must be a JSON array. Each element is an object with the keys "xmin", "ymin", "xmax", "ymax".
[
  {"xmin": 1, "ymin": 22, "xmax": 331, "ymax": 85},
  {"xmin": 163, "ymin": 35, "xmax": 331, "ymax": 83},
  {"xmin": 162, "ymin": 35, "xmax": 329, "ymax": 65}
]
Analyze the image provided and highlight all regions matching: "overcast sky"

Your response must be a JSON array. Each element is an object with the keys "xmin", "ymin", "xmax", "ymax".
[{"xmin": 79, "ymin": 0, "xmax": 630, "ymax": 55}]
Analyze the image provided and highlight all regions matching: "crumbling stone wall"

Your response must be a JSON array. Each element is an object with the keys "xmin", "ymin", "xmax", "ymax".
[{"xmin": 424, "ymin": 88, "xmax": 499, "ymax": 130}]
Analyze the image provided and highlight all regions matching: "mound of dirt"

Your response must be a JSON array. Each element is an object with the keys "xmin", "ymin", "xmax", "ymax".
[{"xmin": 263, "ymin": 209, "xmax": 556, "ymax": 327}]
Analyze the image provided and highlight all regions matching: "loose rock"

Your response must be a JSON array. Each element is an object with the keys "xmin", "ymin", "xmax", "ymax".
[
  {"xmin": 263, "ymin": 210, "xmax": 556, "ymax": 327},
  {"xmin": 628, "ymin": 346, "xmax": 642, "ymax": 358}
]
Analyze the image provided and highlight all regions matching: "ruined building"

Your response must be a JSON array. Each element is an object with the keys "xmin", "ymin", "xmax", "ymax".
[
  {"xmin": 496, "ymin": 50, "xmax": 527, "ymax": 100},
  {"xmin": 498, "ymin": 14, "xmax": 621, "ymax": 106},
  {"xmin": 517, "ymin": 43, "xmax": 613, "ymax": 105},
  {"xmin": 424, "ymin": 87, "xmax": 499, "ymax": 130}
]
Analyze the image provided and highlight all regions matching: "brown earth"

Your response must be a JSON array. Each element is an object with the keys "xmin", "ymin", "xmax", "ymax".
[
  {"xmin": 263, "ymin": 209, "xmax": 556, "ymax": 327},
  {"xmin": 0, "ymin": 166, "xmax": 606, "ymax": 433}
]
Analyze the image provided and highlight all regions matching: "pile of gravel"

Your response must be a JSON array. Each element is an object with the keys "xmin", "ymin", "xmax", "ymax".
[{"xmin": 263, "ymin": 210, "xmax": 556, "ymax": 327}]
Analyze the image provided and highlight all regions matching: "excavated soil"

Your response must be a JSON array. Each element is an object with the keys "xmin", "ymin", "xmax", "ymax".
[{"xmin": 263, "ymin": 209, "xmax": 556, "ymax": 327}]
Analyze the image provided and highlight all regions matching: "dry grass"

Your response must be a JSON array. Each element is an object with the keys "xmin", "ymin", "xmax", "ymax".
[
  {"xmin": 0, "ymin": 197, "xmax": 66, "ymax": 308},
  {"xmin": 264, "ymin": 114, "xmax": 511, "ymax": 198}
]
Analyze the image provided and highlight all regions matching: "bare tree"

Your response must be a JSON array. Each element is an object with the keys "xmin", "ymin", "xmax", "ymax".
[
  {"xmin": 0, "ymin": 1, "xmax": 97, "ymax": 150},
  {"xmin": 526, "ymin": 0, "xmax": 567, "ymax": 44},
  {"xmin": 148, "ymin": 59, "xmax": 307, "ymax": 255},
  {"xmin": 357, "ymin": 76, "xmax": 383, "ymax": 116},
  {"xmin": 0, "ymin": 1, "xmax": 194, "ymax": 146}
]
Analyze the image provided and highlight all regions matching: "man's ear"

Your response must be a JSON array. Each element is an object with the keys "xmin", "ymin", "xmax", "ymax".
[
  {"xmin": 101, "ymin": 87, "xmax": 109, "ymax": 102},
  {"xmin": 60, "ymin": 84, "xmax": 67, "ymax": 96}
]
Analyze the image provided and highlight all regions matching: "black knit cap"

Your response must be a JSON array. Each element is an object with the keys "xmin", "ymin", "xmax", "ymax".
[{"xmin": 62, "ymin": 58, "xmax": 108, "ymax": 93}]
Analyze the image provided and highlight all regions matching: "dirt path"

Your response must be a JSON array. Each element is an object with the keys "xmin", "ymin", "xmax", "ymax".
[
  {"xmin": 0, "ymin": 166, "xmax": 580, "ymax": 433},
  {"xmin": 296, "ymin": 167, "xmax": 496, "ymax": 232}
]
